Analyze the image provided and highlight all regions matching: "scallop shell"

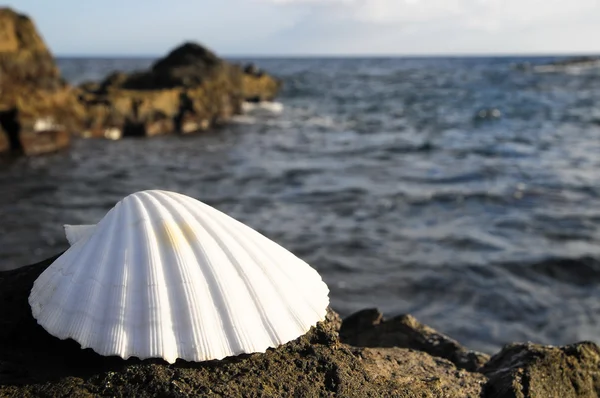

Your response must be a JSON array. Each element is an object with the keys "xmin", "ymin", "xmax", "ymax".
[{"xmin": 29, "ymin": 190, "xmax": 329, "ymax": 363}]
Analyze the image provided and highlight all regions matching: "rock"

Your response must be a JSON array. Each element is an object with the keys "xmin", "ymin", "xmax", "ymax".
[
  {"xmin": 77, "ymin": 41, "xmax": 279, "ymax": 137},
  {"xmin": 358, "ymin": 347, "xmax": 486, "ymax": 397},
  {"xmin": 340, "ymin": 308, "xmax": 489, "ymax": 372},
  {"xmin": 1, "ymin": 8, "xmax": 282, "ymax": 145},
  {"xmin": 243, "ymin": 63, "xmax": 261, "ymax": 76},
  {"xmin": 0, "ymin": 8, "xmax": 83, "ymax": 155},
  {"xmin": 242, "ymin": 72, "xmax": 281, "ymax": 102},
  {"xmin": 482, "ymin": 342, "xmax": 600, "ymax": 398},
  {"xmin": 0, "ymin": 256, "xmax": 487, "ymax": 397},
  {"xmin": 123, "ymin": 42, "xmax": 223, "ymax": 90}
]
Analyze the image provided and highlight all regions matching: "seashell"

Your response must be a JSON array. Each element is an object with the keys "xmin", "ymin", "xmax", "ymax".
[{"xmin": 30, "ymin": 190, "xmax": 329, "ymax": 363}]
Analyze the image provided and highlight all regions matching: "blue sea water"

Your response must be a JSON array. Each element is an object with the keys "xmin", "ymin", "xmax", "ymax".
[{"xmin": 2, "ymin": 56, "xmax": 600, "ymax": 353}]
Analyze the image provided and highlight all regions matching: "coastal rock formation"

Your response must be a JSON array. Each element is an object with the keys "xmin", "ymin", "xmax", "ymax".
[
  {"xmin": 482, "ymin": 342, "xmax": 600, "ymax": 398},
  {"xmin": 242, "ymin": 63, "xmax": 281, "ymax": 102},
  {"xmin": 1, "ymin": 255, "xmax": 599, "ymax": 397},
  {"xmin": 0, "ymin": 7, "xmax": 282, "ymax": 152},
  {"xmin": 77, "ymin": 43, "xmax": 282, "ymax": 138},
  {"xmin": 339, "ymin": 308, "xmax": 489, "ymax": 372},
  {"xmin": 0, "ymin": 8, "xmax": 83, "ymax": 155},
  {"xmin": 513, "ymin": 56, "xmax": 600, "ymax": 73}
]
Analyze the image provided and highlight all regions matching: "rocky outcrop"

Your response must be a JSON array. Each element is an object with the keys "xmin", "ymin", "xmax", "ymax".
[
  {"xmin": 514, "ymin": 56, "xmax": 600, "ymax": 73},
  {"xmin": 482, "ymin": 342, "xmax": 600, "ymax": 398},
  {"xmin": 77, "ymin": 43, "xmax": 281, "ymax": 138},
  {"xmin": 1, "ymin": 256, "xmax": 599, "ymax": 397},
  {"xmin": 339, "ymin": 308, "xmax": 489, "ymax": 372},
  {"xmin": 0, "ymin": 7, "xmax": 282, "ymax": 152},
  {"xmin": 0, "ymin": 8, "xmax": 83, "ymax": 155},
  {"xmin": 242, "ymin": 63, "xmax": 281, "ymax": 102}
]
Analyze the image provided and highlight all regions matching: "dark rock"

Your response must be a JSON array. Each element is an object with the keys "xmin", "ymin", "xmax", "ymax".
[
  {"xmin": 243, "ymin": 63, "xmax": 263, "ymax": 77},
  {"xmin": 120, "ymin": 42, "xmax": 223, "ymax": 91},
  {"xmin": 326, "ymin": 307, "xmax": 343, "ymax": 332},
  {"xmin": 0, "ymin": 256, "xmax": 486, "ymax": 397},
  {"xmin": 340, "ymin": 309, "xmax": 489, "ymax": 372},
  {"xmin": 482, "ymin": 342, "xmax": 600, "ymax": 398},
  {"xmin": 0, "ymin": 125, "xmax": 9, "ymax": 153}
]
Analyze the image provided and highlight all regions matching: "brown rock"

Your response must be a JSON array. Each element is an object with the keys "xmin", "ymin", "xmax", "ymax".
[
  {"xmin": 78, "ymin": 42, "xmax": 256, "ymax": 137},
  {"xmin": 0, "ymin": 256, "xmax": 485, "ymax": 397},
  {"xmin": 340, "ymin": 308, "xmax": 489, "ymax": 372},
  {"xmin": 0, "ymin": 8, "xmax": 83, "ymax": 155},
  {"xmin": 242, "ymin": 73, "xmax": 281, "ymax": 102},
  {"xmin": 0, "ymin": 8, "xmax": 59, "ymax": 88},
  {"xmin": 78, "ymin": 42, "xmax": 279, "ymax": 136},
  {"xmin": 482, "ymin": 342, "xmax": 600, "ymax": 398},
  {"xmin": 19, "ymin": 129, "xmax": 70, "ymax": 156},
  {"xmin": 359, "ymin": 347, "xmax": 486, "ymax": 397}
]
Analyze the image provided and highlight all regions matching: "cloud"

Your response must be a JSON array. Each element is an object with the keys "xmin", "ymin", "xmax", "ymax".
[
  {"xmin": 253, "ymin": 0, "xmax": 600, "ymax": 54},
  {"xmin": 261, "ymin": 0, "xmax": 599, "ymax": 24}
]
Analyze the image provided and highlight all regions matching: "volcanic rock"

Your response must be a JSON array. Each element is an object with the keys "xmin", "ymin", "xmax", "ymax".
[
  {"xmin": 482, "ymin": 342, "xmax": 600, "ymax": 398},
  {"xmin": 2, "ymin": 256, "xmax": 599, "ymax": 397},
  {"xmin": 0, "ymin": 255, "xmax": 486, "ymax": 397},
  {"xmin": 340, "ymin": 308, "xmax": 489, "ymax": 372}
]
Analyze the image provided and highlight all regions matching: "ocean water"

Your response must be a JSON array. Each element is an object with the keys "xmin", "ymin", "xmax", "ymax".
[{"xmin": 2, "ymin": 56, "xmax": 600, "ymax": 353}]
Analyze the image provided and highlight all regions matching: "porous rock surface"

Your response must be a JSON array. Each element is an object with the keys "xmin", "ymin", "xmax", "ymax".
[{"xmin": 1, "ymin": 256, "xmax": 599, "ymax": 397}]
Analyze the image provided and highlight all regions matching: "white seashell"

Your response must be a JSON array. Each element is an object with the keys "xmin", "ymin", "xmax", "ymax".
[
  {"xmin": 30, "ymin": 190, "xmax": 329, "ymax": 364},
  {"xmin": 64, "ymin": 224, "xmax": 95, "ymax": 245}
]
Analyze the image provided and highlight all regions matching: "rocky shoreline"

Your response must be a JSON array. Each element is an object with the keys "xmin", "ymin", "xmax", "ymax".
[
  {"xmin": 0, "ymin": 255, "xmax": 598, "ymax": 397},
  {"xmin": 0, "ymin": 7, "xmax": 280, "ymax": 156}
]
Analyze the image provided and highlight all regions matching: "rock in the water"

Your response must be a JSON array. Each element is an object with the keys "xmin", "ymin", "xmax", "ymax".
[
  {"xmin": 482, "ymin": 342, "xmax": 600, "ymax": 398},
  {"xmin": 125, "ymin": 42, "xmax": 223, "ymax": 90},
  {"xmin": 0, "ymin": 256, "xmax": 487, "ymax": 397},
  {"xmin": 242, "ymin": 71, "xmax": 281, "ymax": 102},
  {"xmin": 340, "ymin": 308, "xmax": 489, "ymax": 372},
  {"xmin": 0, "ymin": 8, "xmax": 83, "ymax": 155},
  {"xmin": 77, "ymin": 42, "xmax": 281, "ymax": 137}
]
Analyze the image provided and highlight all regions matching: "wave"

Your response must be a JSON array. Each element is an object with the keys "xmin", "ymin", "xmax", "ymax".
[
  {"xmin": 241, "ymin": 101, "xmax": 284, "ymax": 114},
  {"xmin": 231, "ymin": 115, "xmax": 258, "ymax": 125}
]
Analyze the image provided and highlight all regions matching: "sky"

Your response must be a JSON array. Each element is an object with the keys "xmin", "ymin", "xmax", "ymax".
[{"xmin": 8, "ymin": 0, "xmax": 600, "ymax": 56}]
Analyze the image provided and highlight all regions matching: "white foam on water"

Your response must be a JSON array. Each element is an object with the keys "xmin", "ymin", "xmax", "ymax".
[
  {"xmin": 231, "ymin": 115, "xmax": 258, "ymax": 125},
  {"xmin": 242, "ymin": 101, "xmax": 285, "ymax": 114}
]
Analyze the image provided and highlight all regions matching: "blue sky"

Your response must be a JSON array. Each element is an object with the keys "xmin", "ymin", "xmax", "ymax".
[{"xmin": 9, "ymin": 0, "xmax": 600, "ymax": 56}]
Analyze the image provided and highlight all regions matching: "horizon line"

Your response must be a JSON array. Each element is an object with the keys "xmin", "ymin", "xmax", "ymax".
[{"xmin": 54, "ymin": 51, "xmax": 600, "ymax": 59}]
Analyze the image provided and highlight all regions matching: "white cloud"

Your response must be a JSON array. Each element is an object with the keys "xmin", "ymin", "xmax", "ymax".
[
  {"xmin": 252, "ymin": 0, "xmax": 600, "ymax": 54},
  {"xmin": 262, "ymin": 0, "xmax": 599, "ymax": 25}
]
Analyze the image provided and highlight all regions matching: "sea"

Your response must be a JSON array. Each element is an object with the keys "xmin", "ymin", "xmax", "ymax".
[{"xmin": 1, "ymin": 56, "xmax": 600, "ymax": 354}]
